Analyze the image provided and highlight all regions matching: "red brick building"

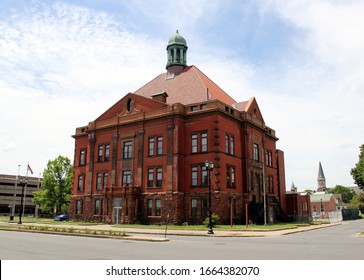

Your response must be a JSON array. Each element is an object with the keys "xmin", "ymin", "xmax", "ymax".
[
  {"xmin": 310, "ymin": 193, "xmax": 342, "ymax": 219},
  {"xmin": 70, "ymin": 31, "xmax": 287, "ymax": 225},
  {"xmin": 286, "ymin": 192, "xmax": 311, "ymax": 222}
]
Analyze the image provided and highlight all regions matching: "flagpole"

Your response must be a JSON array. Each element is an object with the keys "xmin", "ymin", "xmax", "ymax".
[
  {"xmin": 22, "ymin": 163, "xmax": 29, "ymax": 219},
  {"xmin": 35, "ymin": 173, "xmax": 41, "ymax": 218},
  {"xmin": 11, "ymin": 165, "xmax": 21, "ymax": 220}
]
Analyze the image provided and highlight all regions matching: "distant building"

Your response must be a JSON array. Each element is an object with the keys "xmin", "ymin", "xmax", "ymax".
[
  {"xmin": 286, "ymin": 192, "xmax": 311, "ymax": 222},
  {"xmin": 317, "ymin": 161, "xmax": 327, "ymax": 192},
  {"xmin": 287, "ymin": 162, "xmax": 348, "ymax": 223},
  {"xmin": 70, "ymin": 31, "xmax": 287, "ymax": 225},
  {"xmin": 310, "ymin": 193, "xmax": 343, "ymax": 222},
  {"xmin": 285, "ymin": 182, "xmax": 311, "ymax": 222},
  {"xmin": 0, "ymin": 174, "xmax": 42, "ymax": 218}
]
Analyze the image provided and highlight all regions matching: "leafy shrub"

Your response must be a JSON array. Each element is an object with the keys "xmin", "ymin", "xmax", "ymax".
[
  {"xmin": 203, "ymin": 213, "xmax": 220, "ymax": 227},
  {"xmin": 67, "ymin": 227, "xmax": 75, "ymax": 233}
]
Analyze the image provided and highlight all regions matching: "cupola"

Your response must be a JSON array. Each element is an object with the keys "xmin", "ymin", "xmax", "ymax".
[{"xmin": 166, "ymin": 30, "xmax": 188, "ymax": 70}]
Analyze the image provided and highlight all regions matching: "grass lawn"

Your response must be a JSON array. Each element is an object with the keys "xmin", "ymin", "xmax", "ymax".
[
  {"xmin": 0, "ymin": 216, "xmax": 102, "ymax": 226},
  {"xmin": 0, "ymin": 216, "xmax": 319, "ymax": 231},
  {"xmin": 111, "ymin": 222, "xmax": 307, "ymax": 231}
]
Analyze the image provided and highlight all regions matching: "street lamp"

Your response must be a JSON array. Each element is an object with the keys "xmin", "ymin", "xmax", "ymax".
[
  {"xmin": 18, "ymin": 178, "xmax": 27, "ymax": 225},
  {"xmin": 204, "ymin": 160, "xmax": 214, "ymax": 234}
]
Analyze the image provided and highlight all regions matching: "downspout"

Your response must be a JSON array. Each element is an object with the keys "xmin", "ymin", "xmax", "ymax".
[{"xmin": 262, "ymin": 124, "xmax": 267, "ymax": 225}]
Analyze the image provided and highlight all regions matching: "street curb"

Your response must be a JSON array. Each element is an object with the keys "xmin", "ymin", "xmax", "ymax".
[
  {"xmin": 0, "ymin": 227, "xmax": 169, "ymax": 242},
  {"xmin": 109, "ymin": 222, "xmax": 343, "ymax": 237},
  {"xmin": 0, "ymin": 221, "xmax": 344, "ymax": 238}
]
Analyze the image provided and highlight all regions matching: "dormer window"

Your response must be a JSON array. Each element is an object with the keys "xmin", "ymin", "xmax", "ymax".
[{"xmin": 151, "ymin": 92, "xmax": 168, "ymax": 103}]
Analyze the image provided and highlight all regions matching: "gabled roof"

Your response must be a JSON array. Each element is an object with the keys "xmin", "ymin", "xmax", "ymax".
[
  {"xmin": 133, "ymin": 65, "xmax": 236, "ymax": 106},
  {"xmin": 233, "ymin": 97, "xmax": 264, "ymax": 123},
  {"xmin": 96, "ymin": 93, "xmax": 167, "ymax": 121}
]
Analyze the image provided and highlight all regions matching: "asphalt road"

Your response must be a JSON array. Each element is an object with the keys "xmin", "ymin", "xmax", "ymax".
[{"xmin": 1, "ymin": 220, "xmax": 363, "ymax": 260}]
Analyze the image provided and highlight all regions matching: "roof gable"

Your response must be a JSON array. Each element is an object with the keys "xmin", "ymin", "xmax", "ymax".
[
  {"xmin": 234, "ymin": 97, "xmax": 264, "ymax": 123},
  {"xmin": 96, "ymin": 93, "xmax": 167, "ymax": 121},
  {"xmin": 133, "ymin": 65, "xmax": 236, "ymax": 106}
]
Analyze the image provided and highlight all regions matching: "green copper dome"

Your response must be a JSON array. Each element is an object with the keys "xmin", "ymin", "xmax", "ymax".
[
  {"xmin": 166, "ymin": 30, "xmax": 188, "ymax": 69},
  {"xmin": 167, "ymin": 30, "xmax": 187, "ymax": 47}
]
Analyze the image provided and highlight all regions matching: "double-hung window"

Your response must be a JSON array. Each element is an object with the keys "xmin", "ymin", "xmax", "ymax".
[
  {"xmin": 191, "ymin": 198, "xmax": 198, "ymax": 217},
  {"xmin": 148, "ymin": 168, "xmax": 154, "ymax": 188},
  {"xmin": 148, "ymin": 136, "xmax": 163, "ymax": 156},
  {"xmin": 97, "ymin": 143, "xmax": 111, "ymax": 162},
  {"xmin": 191, "ymin": 166, "xmax": 198, "ymax": 187},
  {"xmin": 253, "ymin": 143, "xmax": 260, "ymax": 161},
  {"xmin": 77, "ymin": 174, "xmax": 84, "ymax": 192},
  {"xmin": 155, "ymin": 199, "xmax": 161, "ymax": 216},
  {"xmin": 226, "ymin": 165, "xmax": 236, "ymax": 188},
  {"xmin": 147, "ymin": 167, "xmax": 163, "ymax": 188},
  {"xmin": 157, "ymin": 137, "xmax": 163, "ymax": 155},
  {"xmin": 98, "ymin": 145, "xmax": 104, "ymax": 162},
  {"xmin": 76, "ymin": 200, "xmax": 82, "ymax": 214},
  {"xmin": 191, "ymin": 131, "xmax": 208, "ymax": 153},
  {"xmin": 94, "ymin": 199, "xmax": 102, "ymax": 215},
  {"xmin": 104, "ymin": 144, "xmax": 110, "ymax": 161},
  {"xmin": 191, "ymin": 165, "xmax": 210, "ymax": 188},
  {"xmin": 147, "ymin": 199, "xmax": 153, "ymax": 216},
  {"xmin": 191, "ymin": 134, "xmax": 198, "ymax": 153},
  {"xmin": 122, "ymin": 170, "xmax": 131, "ymax": 186},
  {"xmin": 123, "ymin": 141, "xmax": 133, "ymax": 159},
  {"xmin": 79, "ymin": 149, "xmax": 86, "ymax": 166},
  {"xmin": 148, "ymin": 137, "xmax": 155, "ymax": 156},
  {"xmin": 96, "ymin": 172, "xmax": 109, "ymax": 190},
  {"xmin": 225, "ymin": 134, "xmax": 235, "ymax": 155},
  {"xmin": 201, "ymin": 132, "xmax": 208, "ymax": 152}
]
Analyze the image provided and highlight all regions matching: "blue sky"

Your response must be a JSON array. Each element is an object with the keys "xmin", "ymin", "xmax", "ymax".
[{"xmin": 1, "ymin": 0, "xmax": 363, "ymax": 190}]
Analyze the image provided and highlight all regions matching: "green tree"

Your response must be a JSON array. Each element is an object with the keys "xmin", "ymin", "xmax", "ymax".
[
  {"xmin": 348, "ymin": 193, "xmax": 364, "ymax": 213},
  {"xmin": 33, "ymin": 155, "xmax": 73, "ymax": 215},
  {"xmin": 328, "ymin": 185, "xmax": 355, "ymax": 204},
  {"xmin": 351, "ymin": 144, "xmax": 364, "ymax": 190}
]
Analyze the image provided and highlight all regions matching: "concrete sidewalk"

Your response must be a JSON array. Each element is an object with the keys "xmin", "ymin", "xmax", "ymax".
[{"xmin": 19, "ymin": 221, "xmax": 342, "ymax": 238}]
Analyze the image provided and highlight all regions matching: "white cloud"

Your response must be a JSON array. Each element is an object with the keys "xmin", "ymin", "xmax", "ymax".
[
  {"xmin": 123, "ymin": 0, "xmax": 221, "ymax": 33},
  {"xmin": 0, "ymin": 2, "xmax": 166, "ymax": 175},
  {"xmin": 252, "ymin": 0, "xmax": 364, "ymax": 189}
]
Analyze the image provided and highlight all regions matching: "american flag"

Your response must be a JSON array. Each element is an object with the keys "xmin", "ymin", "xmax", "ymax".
[{"xmin": 27, "ymin": 164, "xmax": 33, "ymax": 175}]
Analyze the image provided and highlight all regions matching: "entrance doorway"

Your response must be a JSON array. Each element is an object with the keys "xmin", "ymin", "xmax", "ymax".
[{"xmin": 113, "ymin": 198, "xmax": 122, "ymax": 224}]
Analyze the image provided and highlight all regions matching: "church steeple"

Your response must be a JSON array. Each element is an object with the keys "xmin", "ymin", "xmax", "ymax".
[
  {"xmin": 166, "ymin": 30, "xmax": 188, "ymax": 77},
  {"xmin": 317, "ymin": 161, "xmax": 327, "ymax": 192}
]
